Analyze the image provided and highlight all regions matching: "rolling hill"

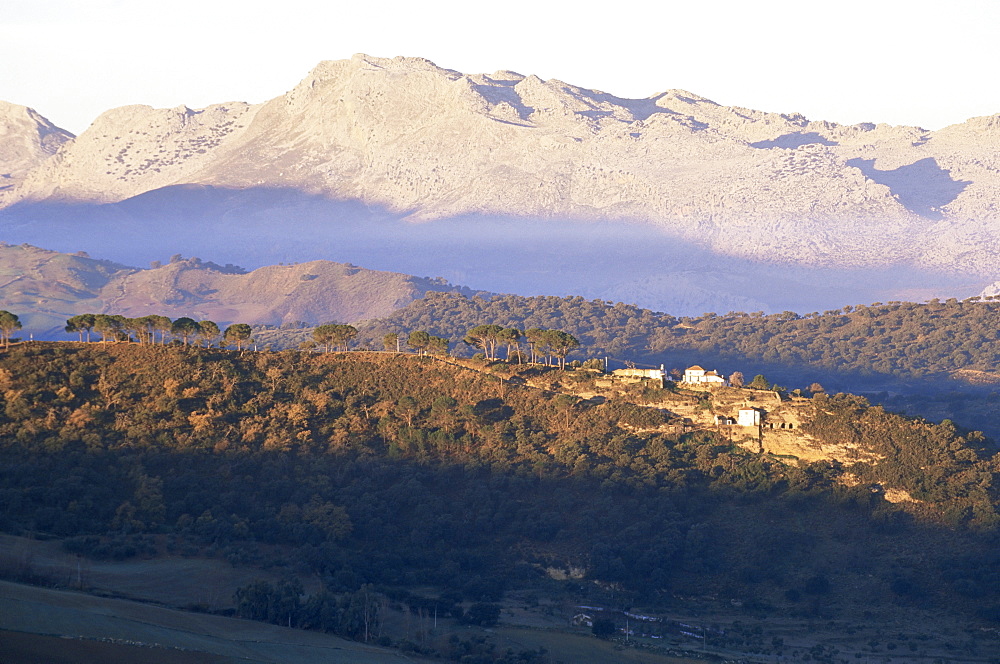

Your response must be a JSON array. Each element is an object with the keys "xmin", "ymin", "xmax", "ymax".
[{"xmin": 0, "ymin": 243, "xmax": 479, "ymax": 336}]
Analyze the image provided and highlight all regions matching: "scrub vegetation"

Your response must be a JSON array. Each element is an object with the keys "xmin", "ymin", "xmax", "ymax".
[{"xmin": 1, "ymin": 342, "xmax": 999, "ymax": 662}]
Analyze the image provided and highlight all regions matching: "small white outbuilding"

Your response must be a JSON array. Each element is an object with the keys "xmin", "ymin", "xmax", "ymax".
[{"xmin": 737, "ymin": 408, "xmax": 763, "ymax": 426}]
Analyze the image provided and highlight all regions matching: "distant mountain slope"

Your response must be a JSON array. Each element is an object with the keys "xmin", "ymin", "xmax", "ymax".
[
  {"xmin": 5, "ymin": 54, "xmax": 1000, "ymax": 265},
  {"xmin": 3, "ymin": 54, "xmax": 1000, "ymax": 313},
  {"xmin": 0, "ymin": 244, "xmax": 478, "ymax": 336},
  {"xmin": 0, "ymin": 243, "xmax": 129, "ymax": 332}
]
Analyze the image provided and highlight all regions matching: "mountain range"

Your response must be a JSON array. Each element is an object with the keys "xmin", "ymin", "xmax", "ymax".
[{"xmin": 3, "ymin": 54, "xmax": 1000, "ymax": 314}]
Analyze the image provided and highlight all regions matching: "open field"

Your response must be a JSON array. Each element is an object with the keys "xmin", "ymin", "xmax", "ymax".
[
  {"xmin": 0, "ymin": 533, "xmax": 318, "ymax": 609},
  {"xmin": 0, "ymin": 578, "xmax": 714, "ymax": 664},
  {"xmin": 0, "ymin": 535, "xmax": 704, "ymax": 664},
  {"xmin": 0, "ymin": 630, "xmax": 230, "ymax": 664},
  {"xmin": 0, "ymin": 580, "xmax": 433, "ymax": 664}
]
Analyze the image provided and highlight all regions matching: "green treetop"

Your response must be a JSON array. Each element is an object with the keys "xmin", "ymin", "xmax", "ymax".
[
  {"xmin": 0, "ymin": 310, "xmax": 22, "ymax": 348},
  {"xmin": 224, "ymin": 323, "xmax": 254, "ymax": 350}
]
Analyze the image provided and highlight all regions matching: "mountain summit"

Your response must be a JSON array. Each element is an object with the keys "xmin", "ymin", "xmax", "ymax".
[
  {"xmin": 2, "ymin": 54, "xmax": 999, "ymax": 313},
  {"xmin": 0, "ymin": 101, "xmax": 74, "ymax": 190}
]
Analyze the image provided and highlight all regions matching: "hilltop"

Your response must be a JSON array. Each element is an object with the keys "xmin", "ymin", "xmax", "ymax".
[
  {"xmin": 10, "ymin": 261, "xmax": 1000, "ymax": 439},
  {"xmin": 350, "ymin": 291, "xmax": 1000, "ymax": 386},
  {"xmin": 3, "ymin": 55, "xmax": 1000, "ymax": 312}
]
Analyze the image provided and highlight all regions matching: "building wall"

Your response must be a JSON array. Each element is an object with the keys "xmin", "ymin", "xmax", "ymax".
[{"xmin": 683, "ymin": 367, "xmax": 725, "ymax": 385}]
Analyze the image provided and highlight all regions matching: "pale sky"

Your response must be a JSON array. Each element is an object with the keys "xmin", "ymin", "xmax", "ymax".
[{"xmin": 2, "ymin": 0, "xmax": 998, "ymax": 135}]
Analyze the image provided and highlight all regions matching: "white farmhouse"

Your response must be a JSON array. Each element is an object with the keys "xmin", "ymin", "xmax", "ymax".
[{"xmin": 682, "ymin": 365, "xmax": 727, "ymax": 386}]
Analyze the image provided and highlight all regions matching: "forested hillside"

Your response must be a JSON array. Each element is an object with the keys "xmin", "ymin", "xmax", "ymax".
[
  {"xmin": 2, "ymin": 342, "xmax": 1000, "ymax": 650},
  {"xmin": 355, "ymin": 293, "xmax": 1000, "ymax": 383},
  {"xmin": 352, "ymin": 293, "xmax": 672, "ymax": 360}
]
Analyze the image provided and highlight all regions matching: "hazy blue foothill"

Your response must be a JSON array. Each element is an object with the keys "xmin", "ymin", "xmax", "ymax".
[{"xmin": 0, "ymin": 185, "xmax": 979, "ymax": 318}]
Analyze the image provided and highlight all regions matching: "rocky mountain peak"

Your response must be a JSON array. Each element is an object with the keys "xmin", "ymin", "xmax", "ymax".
[
  {"xmin": 0, "ymin": 101, "xmax": 74, "ymax": 187},
  {"xmin": 2, "ymin": 100, "xmax": 259, "ymax": 204}
]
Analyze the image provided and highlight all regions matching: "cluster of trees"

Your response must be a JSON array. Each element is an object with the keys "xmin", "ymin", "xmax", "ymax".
[
  {"xmin": 384, "ymin": 330, "xmax": 450, "ymax": 356},
  {"xmin": 310, "ymin": 324, "xmax": 358, "ymax": 352},
  {"xmin": 234, "ymin": 579, "xmax": 383, "ymax": 642},
  {"xmin": 64, "ymin": 314, "xmax": 253, "ymax": 349},
  {"xmin": 1, "ymin": 342, "xmax": 999, "ymax": 633},
  {"xmin": 356, "ymin": 293, "xmax": 666, "ymax": 360},
  {"xmin": 459, "ymin": 325, "xmax": 580, "ymax": 367},
  {"xmin": 653, "ymin": 298, "xmax": 1000, "ymax": 381},
  {"xmin": 377, "ymin": 324, "xmax": 581, "ymax": 368}
]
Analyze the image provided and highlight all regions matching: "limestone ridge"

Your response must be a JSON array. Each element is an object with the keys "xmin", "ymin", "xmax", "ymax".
[
  {"xmin": 3, "ymin": 53, "xmax": 1000, "ymax": 275},
  {"xmin": 3, "ymin": 102, "xmax": 261, "ymax": 204},
  {"xmin": 0, "ymin": 101, "xmax": 74, "ymax": 189}
]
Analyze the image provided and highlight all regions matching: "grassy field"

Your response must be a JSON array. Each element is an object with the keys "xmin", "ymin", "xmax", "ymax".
[
  {"xmin": 0, "ymin": 580, "xmax": 435, "ymax": 664},
  {"xmin": 0, "ymin": 533, "xmax": 318, "ymax": 609},
  {"xmin": 0, "ymin": 630, "xmax": 230, "ymax": 664},
  {"xmin": 0, "ymin": 534, "xmax": 704, "ymax": 664},
  {"xmin": 0, "ymin": 578, "xmax": 717, "ymax": 664}
]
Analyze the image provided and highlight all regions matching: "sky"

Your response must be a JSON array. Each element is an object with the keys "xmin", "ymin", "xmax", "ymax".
[{"xmin": 2, "ymin": 0, "xmax": 998, "ymax": 136}]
